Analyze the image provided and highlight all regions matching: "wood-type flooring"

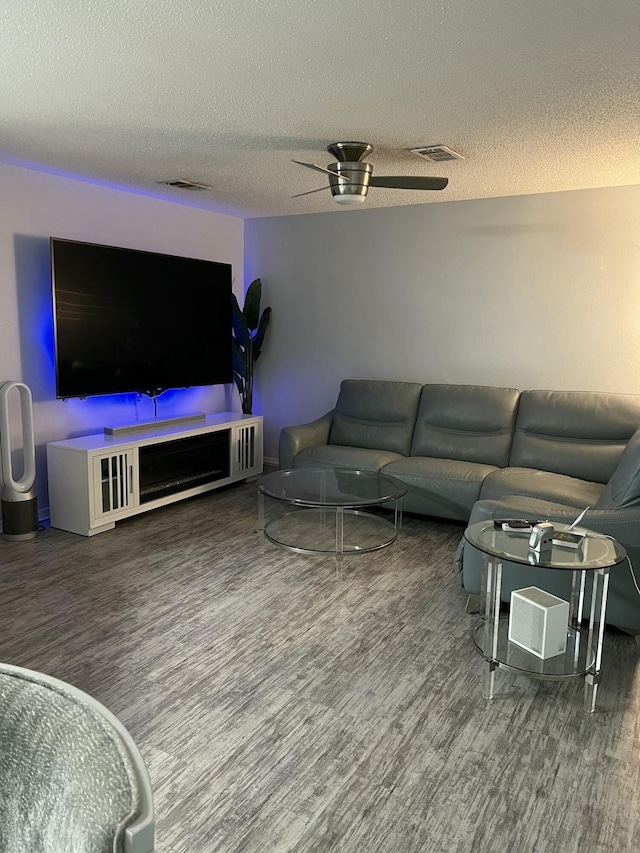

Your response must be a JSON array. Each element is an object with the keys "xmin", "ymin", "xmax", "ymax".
[{"xmin": 1, "ymin": 479, "xmax": 639, "ymax": 852}]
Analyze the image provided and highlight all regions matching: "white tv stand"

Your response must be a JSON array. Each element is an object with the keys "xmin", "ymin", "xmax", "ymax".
[{"xmin": 47, "ymin": 413, "xmax": 263, "ymax": 536}]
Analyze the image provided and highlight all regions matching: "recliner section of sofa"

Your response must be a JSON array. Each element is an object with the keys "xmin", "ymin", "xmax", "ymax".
[
  {"xmin": 383, "ymin": 383, "xmax": 520, "ymax": 519},
  {"xmin": 279, "ymin": 380, "xmax": 422, "ymax": 474},
  {"xmin": 478, "ymin": 389, "xmax": 640, "ymax": 506}
]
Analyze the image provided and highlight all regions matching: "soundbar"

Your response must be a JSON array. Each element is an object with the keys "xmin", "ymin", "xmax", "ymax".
[{"xmin": 104, "ymin": 412, "xmax": 206, "ymax": 437}]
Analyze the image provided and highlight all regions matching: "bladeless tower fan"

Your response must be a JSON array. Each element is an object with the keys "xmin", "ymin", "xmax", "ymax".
[{"xmin": 0, "ymin": 381, "xmax": 38, "ymax": 540}]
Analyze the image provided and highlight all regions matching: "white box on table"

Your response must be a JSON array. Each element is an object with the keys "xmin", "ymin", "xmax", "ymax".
[{"xmin": 509, "ymin": 586, "xmax": 570, "ymax": 659}]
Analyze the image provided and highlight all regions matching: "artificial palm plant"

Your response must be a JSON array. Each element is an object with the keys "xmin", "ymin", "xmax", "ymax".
[{"xmin": 231, "ymin": 278, "xmax": 271, "ymax": 414}]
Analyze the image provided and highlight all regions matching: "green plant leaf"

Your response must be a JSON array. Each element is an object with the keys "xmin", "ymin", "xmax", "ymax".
[
  {"xmin": 232, "ymin": 345, "xmax": 247, "ymax": 379},
  {"xmin": 253, "ymin": 306, "xmax": 272, "ymax": 358},
  {"xmin": 232, "ymin": 337, "xmax": 245, "ymax": 357},
  {"xmin": 243, "ymin": 278, "xmax": 262, "ymax": 331},
  {"xmin": 232, "ymin": 372, "xmax": 244, "ymax": 395},
  {"xmin": 231, "ymin": 277, "xmax": 269, "ymax": 411},
  {"xmin": 231, "ymin": 293, "xmax": 250, "ymax": 348}
]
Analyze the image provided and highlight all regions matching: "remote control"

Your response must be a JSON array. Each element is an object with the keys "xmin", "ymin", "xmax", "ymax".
[{"xmin": 499, "ymin": 519, "xmax": 540, "ymax": 533}]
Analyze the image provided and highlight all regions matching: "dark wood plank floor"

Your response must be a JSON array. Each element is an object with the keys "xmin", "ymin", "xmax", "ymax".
[{"xmin": 1, "ymin": 480, "xmax": 639, "ymax": 852}]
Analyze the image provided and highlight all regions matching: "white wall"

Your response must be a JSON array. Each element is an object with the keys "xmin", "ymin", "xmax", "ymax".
[
  {"xmin": 0, "ymin": 163, "xmax": 243, "ymax": 515},
  {"xmin": 245, "ymin": 184, "xmax": 640, "ymax": 460}
]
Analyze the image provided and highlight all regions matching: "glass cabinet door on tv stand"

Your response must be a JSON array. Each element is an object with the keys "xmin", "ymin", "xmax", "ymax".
[{"xmin": 92, "ymin": 446, "xmax": 139, "ymax": 523}]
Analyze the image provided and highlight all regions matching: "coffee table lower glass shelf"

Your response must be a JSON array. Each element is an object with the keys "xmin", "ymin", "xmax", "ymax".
[
  {"xmin": 264, "ymin": 508, "xmax": 398, "ymax": 555},
  {"xmin": 257, "ymin": 468, "xmax": 407, "ymax": 572}
]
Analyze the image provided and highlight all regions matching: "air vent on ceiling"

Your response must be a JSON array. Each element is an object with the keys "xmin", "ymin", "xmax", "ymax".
[
  {"xmin": 409, "ymin": 145, "xmax": 465, "ymax": 162},
  {"xmin": 157, "ymin": 179, "xmax": 212, "ymax": 190}
]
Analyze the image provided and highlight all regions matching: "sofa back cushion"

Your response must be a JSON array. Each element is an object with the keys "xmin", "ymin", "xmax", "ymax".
[
  {"xmin": 410, "ymin": 384, "xmax": 520, "ymax": 466},
  {"xmin": 329, "ymin": 380, "xmax": 423, "ymax": 455},
  {"xmin": 510, "ymin": 390, "xmax": 640, "ymax": 484},
  {"xmin": 596, "ymin": 427, "xmax": 640, "ymax": 508}
]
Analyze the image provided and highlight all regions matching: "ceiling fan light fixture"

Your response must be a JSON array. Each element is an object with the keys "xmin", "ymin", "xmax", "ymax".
[
  {"xmin": 328, "ymin": 161, "xmax": 371, "ymax": 205},
  {"xmin": 332, "ymin": 194, "xmax": 367, "ymax": 205}
]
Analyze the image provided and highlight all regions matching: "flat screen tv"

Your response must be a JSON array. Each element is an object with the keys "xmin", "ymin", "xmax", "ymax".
[{"xmin": 50, "ymin": 238, "xmax": 232, "ymax": 399}]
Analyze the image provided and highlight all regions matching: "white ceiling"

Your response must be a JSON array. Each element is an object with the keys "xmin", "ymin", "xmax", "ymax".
[{"xmin": 1, "ymin": 1, "xmax": 639, "ymax": 219}]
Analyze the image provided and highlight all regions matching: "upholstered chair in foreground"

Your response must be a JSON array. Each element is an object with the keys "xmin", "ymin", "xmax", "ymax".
[{"xmin": 0, "ymin": 663, "xmax": 154, "ymax": 853}]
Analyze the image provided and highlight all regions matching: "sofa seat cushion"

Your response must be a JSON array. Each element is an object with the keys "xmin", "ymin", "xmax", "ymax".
[
  {"xmin": 470, "ymin": 495, "xmax": 582, "ymax": 525},
  {"xmin": 480, "ymin": 466, "xmax": 604, "ymax": 508},
  {"xmin": 382, "ymin": 456, "xmax": 499, "ymax": 521},
  {"xmin": 293, "ymin": 444, "xmax": 404, "ymax": 473}
]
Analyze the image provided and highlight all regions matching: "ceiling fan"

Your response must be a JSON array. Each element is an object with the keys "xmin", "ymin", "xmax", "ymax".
[{"xmin": 292, "ymin": 142, "xmax": 448, "ymax": 206}]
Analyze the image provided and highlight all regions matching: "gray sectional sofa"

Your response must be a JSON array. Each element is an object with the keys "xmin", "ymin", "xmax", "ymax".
[{"xmin": 279, "ymin": 380, "xmax": 640, "ymax": 633}]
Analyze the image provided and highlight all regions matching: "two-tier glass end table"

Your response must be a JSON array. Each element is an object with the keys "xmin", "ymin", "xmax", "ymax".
[
  {"xmin": 257, "ymin": 468, "xmax": 407, "ymax": 575},
  {"xmin": 464, "ymin": 520, "xmax": 627, "ymax": 713}
]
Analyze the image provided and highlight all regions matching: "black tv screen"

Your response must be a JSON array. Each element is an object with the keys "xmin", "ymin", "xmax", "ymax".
[{"xmin": 51, "ymin": 238, "xmax": 232, "ymax": 398}]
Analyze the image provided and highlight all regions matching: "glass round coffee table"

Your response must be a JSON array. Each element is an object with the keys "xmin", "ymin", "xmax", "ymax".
[
  {"xmin": 464, "ymin": 520, "xmax": 627, "ymax": 713},
  {"xmin": 257, "ymin": 468, "xmax": 407, "ymax": 574}
]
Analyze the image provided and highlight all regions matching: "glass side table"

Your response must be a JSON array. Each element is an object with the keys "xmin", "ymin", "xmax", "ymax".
[{"xmin": 464, "ymin": 520, "xmax": 627, "ymax": 713}]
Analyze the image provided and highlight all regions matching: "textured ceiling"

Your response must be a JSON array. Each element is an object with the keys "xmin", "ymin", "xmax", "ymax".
[{"xmin": 1, "ymin": 1, "xmax": 639, "ymax": 219}]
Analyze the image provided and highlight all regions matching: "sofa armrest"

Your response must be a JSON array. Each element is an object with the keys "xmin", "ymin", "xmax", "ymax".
[
  {"xmin": 527, "ymin": 506, "xmax": 640, "ymax": 552},
  {"xmin": 278, "ymin": 410, "xmax": 334, "ymax": 469},
  {"xmin": 567, "ymin": 509, "xmax": 640, "ymax": 549}
]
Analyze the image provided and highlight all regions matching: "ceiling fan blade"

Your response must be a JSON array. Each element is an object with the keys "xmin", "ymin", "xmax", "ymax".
[
  {"xmin": 291, "ymin": 186, "xmax": 331, "ymax": 198},
  {"xmin": 291, "ymin": 160, "xmax": 351, "ymax": 182},
  {"xmin": 369, "ymin": 176, "xmax": 448, "ymax": 191}
]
